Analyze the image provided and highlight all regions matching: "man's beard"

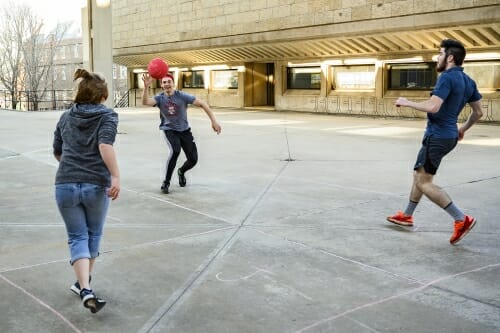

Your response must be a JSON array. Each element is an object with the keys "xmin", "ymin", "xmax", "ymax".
[{"xmin": 436, "ymin": 59, "xmax": 445, "ymax": 73}]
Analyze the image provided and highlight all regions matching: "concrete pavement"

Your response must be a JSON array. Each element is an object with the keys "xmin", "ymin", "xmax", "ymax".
[{"xmin": 1, "ymin": 107, "xmax": 499, "ymax": 333}]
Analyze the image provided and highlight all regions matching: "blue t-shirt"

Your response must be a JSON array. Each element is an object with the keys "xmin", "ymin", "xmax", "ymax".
[
  {"xmin": 426, "ymin": 67, "xmax": 481, "ymax": 138},
  {"xmin": 154, "ymin": 90, "xmax": 196, "ymax": 131}
]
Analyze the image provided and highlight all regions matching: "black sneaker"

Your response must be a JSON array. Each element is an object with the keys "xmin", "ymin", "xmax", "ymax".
[
  {"xmin": 70, "ymin": 276, "xmax": 92, "ymax": 296},
  {"xmin": 161, "ymin": 181, "xmax": 169, "ymax": 194},
  {"xmin": 80, "ymin": 288, "xmax": 106, "ymax": 313},
  {"xmin": 178, "ymin": 169, "xmax": 186, "ymax": 187}
]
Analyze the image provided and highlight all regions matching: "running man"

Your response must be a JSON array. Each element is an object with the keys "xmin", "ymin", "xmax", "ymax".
[
  {"xmin": 387, "ymin": 39, "xmax": 483, "ymax": 245},
  {"xmin": 142, "ymin": 73, "xmax": 221, "ymax": 194}
]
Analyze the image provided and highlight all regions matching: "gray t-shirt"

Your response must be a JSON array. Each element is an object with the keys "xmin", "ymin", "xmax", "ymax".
[
  {"xmin": 154, "ymin": 90, "xmax": 196, "ymax": 131},
  {"xmin": 53, "ymin": 103, "xmax": 118, "ymax": 187}
]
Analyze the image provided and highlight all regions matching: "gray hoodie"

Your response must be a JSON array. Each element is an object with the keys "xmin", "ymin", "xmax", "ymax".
[{"xmin": 53, "ymin": 103, "xmax": 118, "ymax": 187}]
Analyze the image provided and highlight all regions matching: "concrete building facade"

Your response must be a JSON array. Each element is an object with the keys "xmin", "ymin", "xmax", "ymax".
[{"xmin": 111, "ymin": 0, "xmax": 500, "ymax": 121}]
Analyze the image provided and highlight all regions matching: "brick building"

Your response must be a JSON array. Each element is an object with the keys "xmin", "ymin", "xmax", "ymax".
[{"xmin": 52, "ymin": 37, "xmax": 128, "ymax": 106}]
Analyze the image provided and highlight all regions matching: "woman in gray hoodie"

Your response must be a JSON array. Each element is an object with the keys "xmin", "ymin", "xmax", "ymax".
[{"xmin": 53, "ymin": 69, "xmax": 120, "ymax": 313}]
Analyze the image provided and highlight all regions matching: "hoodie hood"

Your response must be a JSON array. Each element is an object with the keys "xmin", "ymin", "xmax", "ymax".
[
  {"xmin": 68, "ymin": 103, "xmax": 112, "ymax": 129},
  {"xmin": 63, "ymin": 103, "xmax": 116, "ymax": 147}
]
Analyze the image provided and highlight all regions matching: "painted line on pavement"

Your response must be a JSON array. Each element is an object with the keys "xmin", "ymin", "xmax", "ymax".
[{"xmin": 0, "ymin": 273, "xmax": 82, "ymax": 333}]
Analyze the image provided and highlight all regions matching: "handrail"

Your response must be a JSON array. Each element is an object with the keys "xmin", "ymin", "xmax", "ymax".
[{"xmin": 114, "ymin": 89, "xmax": 131, "ymax": 108}]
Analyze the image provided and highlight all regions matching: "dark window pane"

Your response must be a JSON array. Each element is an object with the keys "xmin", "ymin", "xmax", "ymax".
[
  {"xmin": 287, "ymin": 67, "xmax": 321, "ymax": 89},
  {"xmin": 389, "ymin": 63, "xmax": 437, "ymax": 90},
  {"xmin": 182, "ymin": 71, "xmax": 205, "ymax": 88}
]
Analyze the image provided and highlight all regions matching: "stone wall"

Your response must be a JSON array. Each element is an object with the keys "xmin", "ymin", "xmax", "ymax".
[{"xmin": 112, "ymin": 0, "xmax": 495, "ymax": 50}]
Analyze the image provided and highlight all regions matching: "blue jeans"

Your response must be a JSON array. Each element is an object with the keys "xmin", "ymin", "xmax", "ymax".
[{"xmin": 55, "ymin": 183, "xmax": 110, "ymax": 265}]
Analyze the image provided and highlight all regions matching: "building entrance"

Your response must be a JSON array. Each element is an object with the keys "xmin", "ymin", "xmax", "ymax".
[{"xmin": 244, "ymin": 63, "xmax": 274, "ymax": 107}]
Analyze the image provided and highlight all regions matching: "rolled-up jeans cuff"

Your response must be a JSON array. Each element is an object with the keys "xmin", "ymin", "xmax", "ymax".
[{"xmin": 70, "ymin": 254, "xmax": 91, "ymax": 266}]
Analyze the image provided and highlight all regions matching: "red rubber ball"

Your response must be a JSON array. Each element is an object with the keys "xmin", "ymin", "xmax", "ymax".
[{"xmin": 147, "ymin": 58, "xmax": 169, "ymax": 79}]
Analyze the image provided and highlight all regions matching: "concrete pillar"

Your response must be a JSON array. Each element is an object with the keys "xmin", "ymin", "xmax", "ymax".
[{"xmin": 82, "ymin": 0, "xmax": 114, "ymax": 108}]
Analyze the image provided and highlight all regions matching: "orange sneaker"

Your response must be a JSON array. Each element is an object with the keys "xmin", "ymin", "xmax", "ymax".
[
  {"xmin": 387, "ymin": 211, "xmax": 414, "ymax": 226},
  {"xmin": 450, "ymin": 215, "xmax": 476, "ymax": 245}
]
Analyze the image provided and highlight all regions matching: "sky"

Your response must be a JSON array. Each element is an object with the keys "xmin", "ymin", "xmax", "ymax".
[{"xmin": 0, "ymin": 0, "xmax": 84, "ymax": 36}]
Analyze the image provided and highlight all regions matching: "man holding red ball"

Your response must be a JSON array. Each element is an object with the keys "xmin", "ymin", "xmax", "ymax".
[{"xmin": 142, "ymin": 71, "xmax": 221, "ymax": 194}]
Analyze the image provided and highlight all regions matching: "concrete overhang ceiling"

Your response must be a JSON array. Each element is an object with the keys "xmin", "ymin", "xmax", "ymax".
[{"xmin": 114, "ymin": 23, "xmax": 500, "ymax": 69}]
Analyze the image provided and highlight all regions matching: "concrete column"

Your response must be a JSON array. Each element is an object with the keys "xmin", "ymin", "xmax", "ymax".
[
  {"xmin": 274, "ymin": 61, "xmax": 285, "ymax": 111},
  {"xmin": 82, "ymin": 0, "xmax": 114, "ymax": 108},
  {"xmin": 321, "ymin": 63, "xmax": 329, "ymax": 97}
]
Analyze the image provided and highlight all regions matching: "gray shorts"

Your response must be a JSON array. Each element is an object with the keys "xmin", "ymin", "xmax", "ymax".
[{"xmin": 414, "ymin": 136, "xmax": 458, "ymax": 175}]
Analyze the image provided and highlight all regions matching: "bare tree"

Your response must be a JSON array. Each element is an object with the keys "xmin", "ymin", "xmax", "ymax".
[
  {"xmin": 0, "ymin": 3, "xmax": 29, "ymax": 110},
  {"xmin": 23, "ymin": 20, "xmax": 70, "ymax": 111},
  {"xmin": 0, "ymin": 1, "xmax": 69, "ymax": 110}
]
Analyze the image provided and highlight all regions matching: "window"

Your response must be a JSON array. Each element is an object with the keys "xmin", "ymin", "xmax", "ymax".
[
  {"xmin": 388, "ymin": 63, "xmax": 436, "ymax": 89},
  {"xmin": 287, "ymin": 67, "xmax": 321, "ymax": 89},
  {"xmin": 57, "ymin": 46, "xmax": 66, "ymax": 60},
  {"xmin": 60, "ymin": 66, "xmax": 66, "ymax": 80},
  {"xmin": 120, "ymin": 66, "xmax": 127, "ymax": 79},
  {"xmin": 73, "ymin": 45, "xmax": 79, "ymax": 58},
  {"xmin": 213, "ymin": 70, "xmax": 238, "ymax": 89},
  {"xmin": 182, "ymin": 71, "xmax": 205, "ymax": 88},
  {"xmin": 332, "ymin": 65, "xmax": 375, "ymax": 90}
]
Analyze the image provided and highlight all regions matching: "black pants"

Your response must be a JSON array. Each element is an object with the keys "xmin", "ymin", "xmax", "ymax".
[{"xmin": 163, "ymin": 129, "xmax": 198, "ymax": 184}]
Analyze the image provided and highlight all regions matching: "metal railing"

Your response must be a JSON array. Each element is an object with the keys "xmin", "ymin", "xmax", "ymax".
[
  {"xmin": 0, "ymin": 89, "xmax": 132, "ymax": 111},
  {"xmin": 1, "ymin": 89, "xmax": 498, "ymax": 124},
  {"xmin": 0, "ymin": 90, "xmax": 73, "ymax": 111},
  {"xmin": 114, "ymin": 89, "xmax": 131, "ymax": 108},
  {"xmin": 309, "ymin": 96, "xmax": 499, "ymax": 123}
]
